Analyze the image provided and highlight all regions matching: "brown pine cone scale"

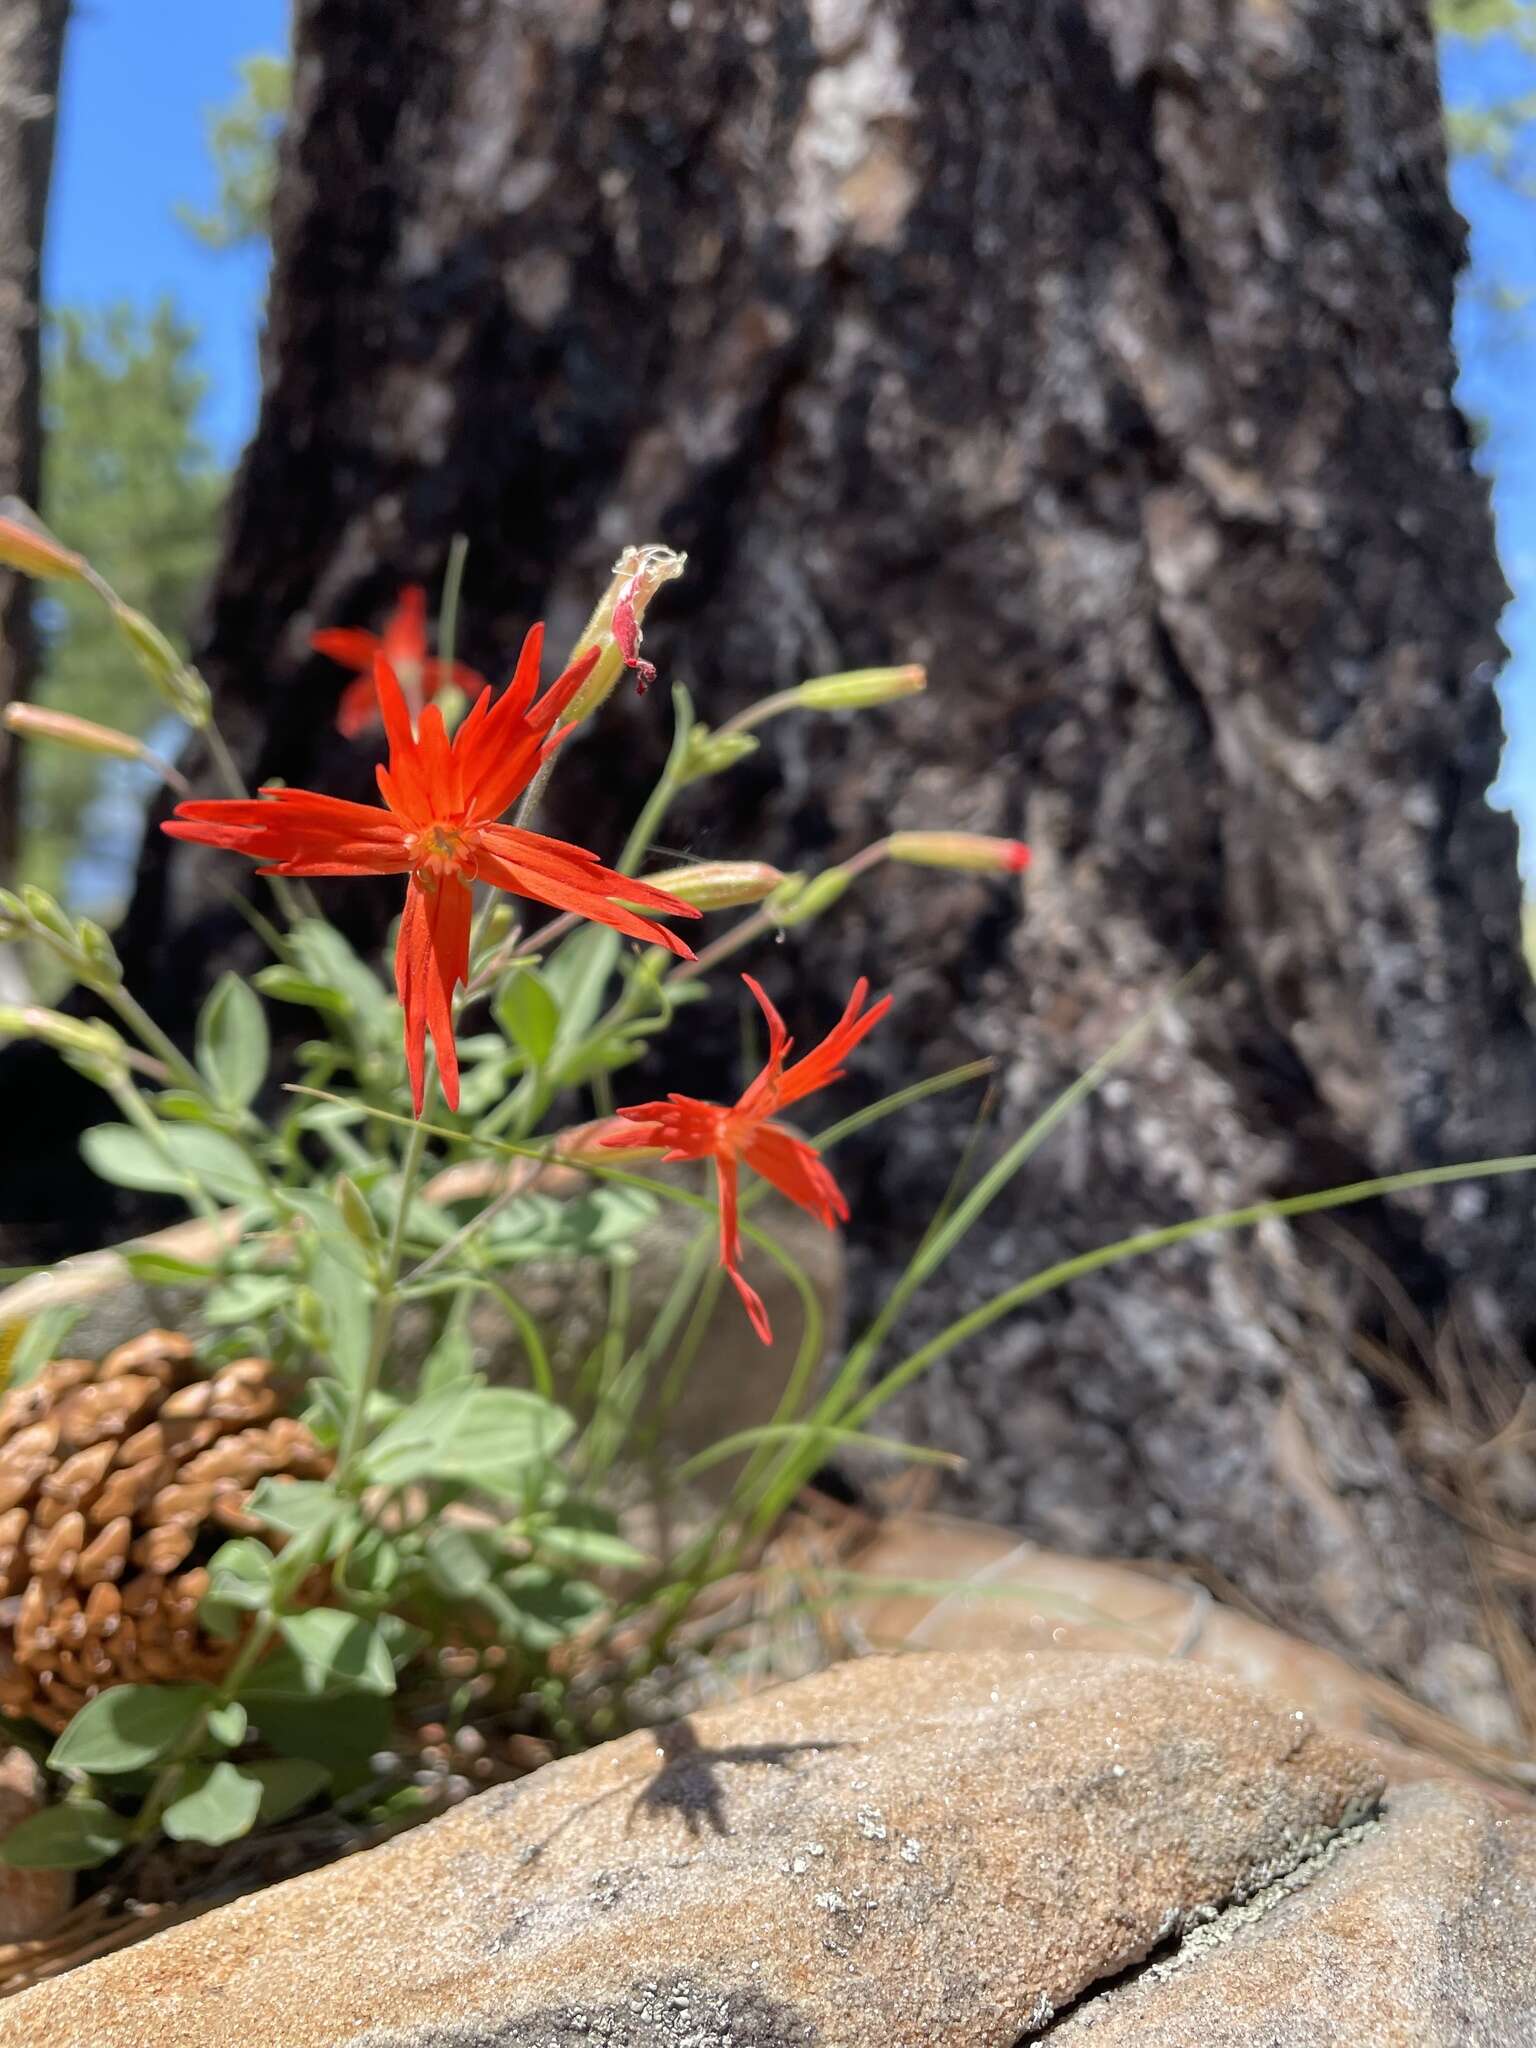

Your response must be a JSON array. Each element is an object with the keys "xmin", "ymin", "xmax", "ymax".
[{"xmin": 0, "ymin": 1331, "xmax": 331, "ymax": 1733}]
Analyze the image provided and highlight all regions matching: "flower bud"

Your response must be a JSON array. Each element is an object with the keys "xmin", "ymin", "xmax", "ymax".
[
  {"xmin": 678, "ymin": 725, "xmax": 759, "ymax": 786},
  {"xmin": 794, "ymin": 664, "xmax": 926, "ymax": 711},
  {"xmin": 333, "ymin": 1174, "xmax": 383, "ymax": 1259},
  {"xmin": 886, "ymin": 831, "xmax": 1030, "ymax": 875},
  {"xmin": 561, "ymin": 544, "xmax": 687, "ymax": 724},
  {"xmin": 110, "ymin": 603, "xmax": 212, "ymax": 724},
  {"xmin": 636, "ymin": 861, "xmax": 786, "ymax": 911},
  {"xmin": 3, "ymin": 703, "xmax": 144, "ymax": 762},
  {"xmin": 0, "ymin": 1005, "xmax": 122, "ymax": 1063},
  {"xmin": 0, "ymin": 501, "xmax": 86, "ymax": 583},
  {"xmin": 75, "ymin": 919, "xmax": 122, "ymax": 981},
  {"xmin": 772, "ymin": 867, "xmax": 852, "ymax": 927},
  {"xmin": 19, "ymin": 886, "xmax": 77, "ymax": 944}
]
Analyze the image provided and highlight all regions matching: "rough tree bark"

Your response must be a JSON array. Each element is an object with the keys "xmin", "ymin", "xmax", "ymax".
[
  {"xmin": 0, "ymin": 0, "xmax": 68, "ymax": 923},
  {"xmin": 5, "ymin": 0, "xmax": 1535, "ymax": 1720}
]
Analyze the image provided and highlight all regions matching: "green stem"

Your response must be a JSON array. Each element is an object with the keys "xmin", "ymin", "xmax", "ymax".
[
  {"xmin": 836, "ymin": 1154, "xmax": 1536, "ymax": 1438},
  {"xmin": 813, "ymin": 976, "xmax": 1189, "ymax": 1423},
  {"xmin": 437, "ymin": 533, "xmax": 470, "ymax": 673},
  {"xmin": 201, "ymin": 716, "xmax": 311, "ymax": 927},
  {"xmin": 616, "ymin": 685, "xmax": 695, "ymax": 877},
  {"xmin": 713, "ymin": 686, "xmax": 804, "ymax": 739},
  {"xmin": 511, "ymin": 754, "xmax": 557, "ymax": 833},
  {"xmin": 202, "ymin": 719, "xmax": 249, "ymax": 802},
  {"xmin": 97, "ymin": 983, "xmax": 204, "ymax": 1095},
  {"xmin": 465, "ymin": 910, "xmax": 578, "ymax": 998},
  {"xmin": 96, "ymin": 980, "xmax": 283, "ymax": 1205},
  {"xmin": 336, "ymin": 1109, "xmax": 431, "ymax": 1482}
]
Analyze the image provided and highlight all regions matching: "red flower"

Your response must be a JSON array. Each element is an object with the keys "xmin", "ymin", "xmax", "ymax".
[
  {"xmin": 313, "ymin": 585, "xmax": 487, "ymax": 737},
  {"xmin": 165, "ymin": 627, "xmax": 700, "ymax": 1115},
  {"xmin": 602, "ymin": 974, "xmax": 890, "ymax": 1344}
]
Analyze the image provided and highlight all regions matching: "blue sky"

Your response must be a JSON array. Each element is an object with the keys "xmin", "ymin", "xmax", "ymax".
[
  {"xmin": 40, "ymin": 7, "xmax": 1536, "ymax": 873},
  {"xmin": 45, "ymin": 0, "xmax": 284, "ymax": 456},
  {"xmin": 1444, "ymin": 33, "xmax": 1536, "ymax": 860}
]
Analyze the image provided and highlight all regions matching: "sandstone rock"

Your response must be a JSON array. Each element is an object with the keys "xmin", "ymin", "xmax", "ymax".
[
  {"xmin": 0, "ymin": 1653, "xmax": 1382, "ymax": 2047},
  {"xmin": 842, "ymin": 1513, "xmax": 1534, "ymax": 1800},
  {"xmin": 0, "ymin": 1746, "xmax": 70, "ymax": 1944},
  {"xmin": 1049, "ymin": 1780, "xmax": 1536, "ymax": 2046}
]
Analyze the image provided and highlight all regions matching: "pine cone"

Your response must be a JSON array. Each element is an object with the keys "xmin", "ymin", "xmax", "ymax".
[{"xmin": 0, "ymin": 1332, "xmax": 331, "ymax": 1733}]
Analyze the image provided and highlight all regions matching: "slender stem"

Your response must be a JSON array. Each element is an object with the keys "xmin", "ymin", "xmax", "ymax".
[
  {"xmin": 665, "ymin": 905, "xmax": 778, "ymax": 987},
  {"xmin": 201, "ymin": 716, "xmax": 311, "ymax": 927},
  {"xmin": 405, "ymin": 1272, "xmax": 554, "ymax": 1400},
  {"xmin": 832, "ymin": 1154, "xmax": 1536, "ymax": 1440},
  {"xmin": 336, "ymin": 1109, "xmax": 431, "ymax": 1482},
  {"xmin": 141, "ymin": 747, "xmax": 192, "ymax": 799},
  {"xmin": 616, "ymin": 687, "xmax": 694, "ymax": 877},
  {"xmin": 99, "ymin": 984, "xmax": 204, "ymax": 1095},
  {"xmin": 511, "ymin": 753, "xmax": 558, "ymax": 834},
  {"xmin": 465, "ymin": 911, "xmax": 577, "ymax": 998},
  {"xmin": 437, "ymin": 534, "xmax": 470, "ymax": 673},
  {"xmin": 812, "ymin": 975, "xmax": 1188, "ymax": 1429},
  {"xmin": 713, "ymin": 687, "xmax": 803, "ymax": 740},
  {"xmin": 97, "ymin": 979, "xmax": 280, "ymax": 1198},
  {"xmin": 120, "ymin": 1046, "xmax": 171, "ymax": 1083},
  {"xmin": 405, "ymin": 1154, "xmax": 546, "ymax": 1283},
  {"xmin": 202, "ymin": 719, "xmax": 249, "ymax": 802}
]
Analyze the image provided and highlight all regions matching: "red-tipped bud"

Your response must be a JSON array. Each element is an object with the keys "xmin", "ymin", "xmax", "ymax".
[
  {"xmin": 3, "ymin": 703, "xmax": 143, "ymax": 762},
  {"xmin": 795, "ymin": 664, "xmax": 927, "ymax": 711},
  {"xmin": 0, "ymin": 502, "xmax": 86, "ymax": 583},
  {"xmin": 887, "ymin": 831, "xmax": 1030, "ymax": 875}
]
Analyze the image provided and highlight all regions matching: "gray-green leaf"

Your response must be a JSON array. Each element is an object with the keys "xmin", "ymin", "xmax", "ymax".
[
  {"xmin": 196, "ymin": 972, "xmax": 270, "ymax": 1111},
  {"xmin": 162, "ymin": 1761, "xmax": 263, "ymax": 1845},
  {"xmin": 81, "ymin": 1123, "xmax": 266, "ymax": 1204},
  {"xmin": 361, "ymin": 1386, "xmax": 573, "ymax": 1495},
  {"xmin": 49, "ymin": 1684, "xmax": 211, "ymax": 1774},
  {"xmin": 249, "ymin": 1611, "xmax": 397, "ymax": 1698},
  {"xmin": 248, "ymin": 1757, "xmax": 331, "ymax": 1822},
  {"xmin": 495, "ymin": 968, "xmax": 560, "ymax": 1065},
  {"xmin": 0, "ymin": 1799, "xmax": 131, "ymax": 1870}
]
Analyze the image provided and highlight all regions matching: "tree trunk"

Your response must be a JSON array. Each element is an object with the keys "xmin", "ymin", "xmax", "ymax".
[
  {"xmin": 6, "ymin": 0, "xmax": 1535, "ymax": 1721},
  {"xmin": 0, "ymin": 0, "xmax": 67, "ymax": 917}
]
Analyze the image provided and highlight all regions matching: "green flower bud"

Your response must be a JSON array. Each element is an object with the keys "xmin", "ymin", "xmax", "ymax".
[
  {"xmin": 794, "ymin": 664, "xmax": 927, "ymax": 711},
  {"xmin": 0, "ymin": 1005, "xmax": 123, "ymax": 1063},
  {"xmin": 75, "ymin": 920, "xmax": 123, "ymax": 982},
  {"xmin": 678, "ymin": 726, "xmax": 759, "ymax": 786},
  {"xmin": 19, "ymin": 886, "xmax": 77, "ymax": 944},
  {"xmin": 333, "ymin": 1174, "xmax": 383, "ymax": 1259},
  {"xmin": 110, "ymin": 603, "xmax": 212, "ymax": 725},
  {"xmin": 772, "ymin": 867, "xmax": 852, "ymax": 928},
  {"xmin": 637, "ymin": 861, "xmax": 786, "ymax": 910}
]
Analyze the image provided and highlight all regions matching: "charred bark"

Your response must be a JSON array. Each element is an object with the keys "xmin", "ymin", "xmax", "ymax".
[
  {"xmin": 0, "ymin": 0, "xmax": 68, "ymax": 907},
  {"xmin": 4, "ymin": 0, "xmax": 1534, "ymax": 1718}
]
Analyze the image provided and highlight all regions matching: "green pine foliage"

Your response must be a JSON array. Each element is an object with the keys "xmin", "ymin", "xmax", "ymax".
[
  {"xmin": 24, "ymin": 305, "xmax": 225, "ymax": 905},
  {"xmin": 177, "ymin": 54, "xmax": 289, "ymax": 253}
]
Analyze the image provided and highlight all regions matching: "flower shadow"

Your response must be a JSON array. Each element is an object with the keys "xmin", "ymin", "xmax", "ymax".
[{"xmin": 626, "ymin": 1716, "xmax": 844, "ymax": 1839}]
